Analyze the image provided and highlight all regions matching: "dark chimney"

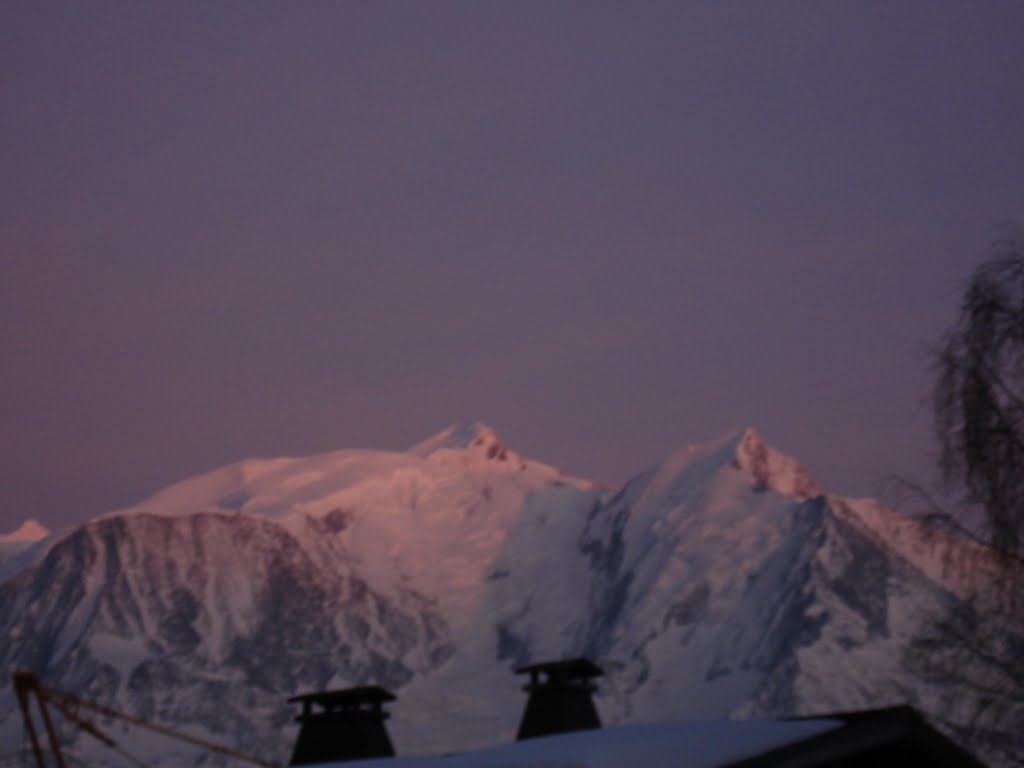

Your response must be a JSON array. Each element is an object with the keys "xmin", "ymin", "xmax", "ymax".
[
  {"xmin": 514, "ymin": 658, "xmax": 603, "ymax": 740},
  {"xmin": 287, "ymin": 686, "xmax": 396, "ymax": 765}
]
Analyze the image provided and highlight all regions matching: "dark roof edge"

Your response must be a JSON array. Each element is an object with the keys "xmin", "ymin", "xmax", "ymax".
[{"xmin": 723, "ymin": 707, "xmax": 986, "ymax": 768}]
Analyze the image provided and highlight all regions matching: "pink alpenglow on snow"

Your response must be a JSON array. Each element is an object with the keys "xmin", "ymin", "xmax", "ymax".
[{"xmin": 0, "ymin": 519, "xmax": 50, "ymax": 544}]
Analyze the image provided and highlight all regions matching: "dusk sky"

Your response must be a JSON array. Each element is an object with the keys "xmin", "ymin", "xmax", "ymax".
[{"xmin": 3, "ymin": 2, "xmax": 1024, "ymax": 533}]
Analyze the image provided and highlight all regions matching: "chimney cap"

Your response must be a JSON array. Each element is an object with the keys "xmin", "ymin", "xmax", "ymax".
[
  {"xmin": 515, "ymin": 658, "xmax": 604, "ymax": 679},
  {"xmin": 287, "ymin": 685, "xmax": 396, "ymax": 708}
]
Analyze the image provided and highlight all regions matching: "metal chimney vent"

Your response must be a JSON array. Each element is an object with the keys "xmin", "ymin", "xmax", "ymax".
[
  {"xmin": 287, "ymin": 685, "xmax": 396, "ymax": 765},
  {"xmin": 514, "ymin": 658, "xmax": 603, "ymax": 740}
]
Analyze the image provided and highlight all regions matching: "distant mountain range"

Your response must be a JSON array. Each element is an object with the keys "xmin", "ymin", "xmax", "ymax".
[{"xmin": 1, "ymin": 423, "xmax": 1020, "ymax": 766}]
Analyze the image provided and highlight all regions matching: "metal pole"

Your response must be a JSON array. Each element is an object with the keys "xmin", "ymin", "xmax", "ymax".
[
  {"xmin": 13, "ymin": 671, "xmax": 281, "ymax": 768},
  {"xmin": 34, "ymin": 689, "xmax": 67, "ymax": 768},
  {"xmin": 43, "ymin": 686, "xmax": 280, "ymax": 768},
  {"xmin": 12, "ymin": 673, "xmax": 46, "ymax": 768}
]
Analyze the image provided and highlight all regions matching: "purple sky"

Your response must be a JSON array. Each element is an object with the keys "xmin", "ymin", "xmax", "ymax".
[{"xmin": 3, "ymin": 2, "xmax": 1024, "ymax": 533}]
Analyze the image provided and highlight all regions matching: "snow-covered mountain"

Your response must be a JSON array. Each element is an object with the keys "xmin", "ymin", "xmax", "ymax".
[
  {"xmin": 0, "ymin": 423, "xmax": 1019, "ymax": 766},
  {"xmin": 0, "ymin": 519, "xmax": 49, "ymax": 545},
  {"xmin": 0, "ymin": 518, "xmax": 49, "ymax": 565}
]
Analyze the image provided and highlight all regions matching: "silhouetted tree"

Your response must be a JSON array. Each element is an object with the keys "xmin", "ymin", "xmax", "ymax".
[
  {"xmin": 934, "ymin": 231, "xmax": 1024, "ymax": 559},
  {"xmin": 901, "ymin": 230, "xmax": 1024, "ymax": 767}
]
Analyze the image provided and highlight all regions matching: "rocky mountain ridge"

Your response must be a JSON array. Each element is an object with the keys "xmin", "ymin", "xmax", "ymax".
[{"xmin": 0, "ymin": 423, "xmax": 1019, "ymax": 765}]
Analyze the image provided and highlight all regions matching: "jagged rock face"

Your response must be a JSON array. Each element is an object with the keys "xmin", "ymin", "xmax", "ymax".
[
  {"xmin": 0, "ymin": 513, "xmax": 454, "ymax": 763},
  {"xmin": 0, "ymin": 424, "xmax": 1019, "ymax": 766}
]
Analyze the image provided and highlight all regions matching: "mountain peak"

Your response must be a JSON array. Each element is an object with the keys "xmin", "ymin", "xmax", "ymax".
[
  {"xmin": 0, "ymin": 518, "xmax": 50, "ymax": 544},
  {"xmin": 408, "ymin": 421, "xmax": 510, "ymax": 461},
  {"xmin": 733, "ymin": 428, "xmax": 821, "ymax": 501}
]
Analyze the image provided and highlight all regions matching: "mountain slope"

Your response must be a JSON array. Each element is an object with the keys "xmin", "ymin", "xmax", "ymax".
[
  {"xmin": 0, "ymin": 518, "xmax": 50, "ymax": 571},
  {"xmin": 0, "ymin": 424, "xmax": 1018, "ymax": 765}
]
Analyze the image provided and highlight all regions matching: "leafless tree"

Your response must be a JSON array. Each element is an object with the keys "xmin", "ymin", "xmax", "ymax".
[
  {"xmin": 934, "ymin": 231, "xmax": 1024, "ymax": 560},
  {"xmin": 896, "ymin": 230, "xmax": 1024, "ymax": 766}
]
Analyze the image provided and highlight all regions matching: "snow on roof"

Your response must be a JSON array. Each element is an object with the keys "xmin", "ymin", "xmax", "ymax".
[{"xmin": 309, "ymin": 719, "xmax": 842, "ymax": 768}]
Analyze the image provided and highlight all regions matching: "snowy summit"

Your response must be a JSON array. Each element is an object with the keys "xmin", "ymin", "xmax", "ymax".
[
  {"xmin": 0, "ymin": 424, "xmax": 1018, "ymax": 767},
  {"xmin": 0, "ymin": 518, "xmax": 49, "ymax": 544}
]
